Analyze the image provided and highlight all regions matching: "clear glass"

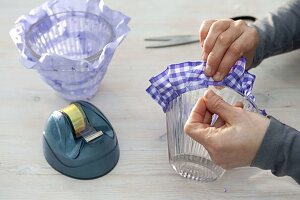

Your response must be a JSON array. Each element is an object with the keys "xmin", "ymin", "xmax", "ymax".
[
  {"xmin": 25, "ymin": 11, "xmax": 115, "ymax": 100},
  {"xmin": 166, "ymin": 86, "xmax": 259, "ymax": 182},
  {"xmin": 37, "ymin": 66, "xmax": 107, "ymax": 100},
  {"xmin": 26, "ymin": 11, "xmax": 115, "ymax": 61}
]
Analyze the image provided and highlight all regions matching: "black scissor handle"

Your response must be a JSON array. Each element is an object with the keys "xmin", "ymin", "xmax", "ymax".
[{"xmin": 230, "ymin": 15, "xmax": 256, "ymax": 22}]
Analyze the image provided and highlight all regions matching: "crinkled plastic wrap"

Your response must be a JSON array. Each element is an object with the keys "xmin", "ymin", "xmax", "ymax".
[
  {"xmin": 146, "ymin": 58, "xmax": 263, "ymax": 182},
  {"xmin": 10, "ymin": 0, "xmax": 130, "ymax": 100}
]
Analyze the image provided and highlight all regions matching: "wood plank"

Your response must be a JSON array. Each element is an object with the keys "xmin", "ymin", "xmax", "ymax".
[{"xmin": 1, "ymin": 0, "xmax": 299, "ymax": 199}]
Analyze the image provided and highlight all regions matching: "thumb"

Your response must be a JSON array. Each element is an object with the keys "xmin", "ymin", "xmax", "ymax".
[{"xmin": 203, "ymin": 89, "xmax": 238, "ymax": 122}]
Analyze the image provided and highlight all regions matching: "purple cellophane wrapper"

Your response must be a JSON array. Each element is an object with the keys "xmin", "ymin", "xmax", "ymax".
[
  {"xmin": 10, "ymin": 0, "xmax": 130, "ymax": 100},
  {"xmin": 146, "ymin": 57, "xmax": 257, "ymax": 112}
]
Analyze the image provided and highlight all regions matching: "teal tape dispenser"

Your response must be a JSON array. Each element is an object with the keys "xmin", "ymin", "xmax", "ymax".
[{"xmin": 43, "ymin": 101, "xmax": 119, "ymax": 179}]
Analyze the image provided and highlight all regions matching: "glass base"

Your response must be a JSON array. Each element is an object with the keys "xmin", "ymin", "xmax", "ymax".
[{"xmin": 170, "ymin": 154, "xmax": 225, "ymax": 182}]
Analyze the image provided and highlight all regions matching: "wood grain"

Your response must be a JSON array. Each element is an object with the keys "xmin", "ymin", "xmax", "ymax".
[{"xmin": 1, "ymin": 0, "xmax": 299, "ymax": 199}]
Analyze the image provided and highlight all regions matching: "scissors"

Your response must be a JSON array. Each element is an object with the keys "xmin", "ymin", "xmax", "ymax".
[{"xmin": 145, "ymin": 16, "xmax": 256, "ymax": 48}]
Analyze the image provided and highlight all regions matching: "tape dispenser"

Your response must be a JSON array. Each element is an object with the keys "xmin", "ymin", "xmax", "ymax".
[{"xmin": 43, "ymin": 101, "xmax": 119, "ymax": 179}]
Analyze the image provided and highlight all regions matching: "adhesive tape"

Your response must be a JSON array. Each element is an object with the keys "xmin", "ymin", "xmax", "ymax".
[{"xmin": 61, "ymin": 103, "xmax": 86, "ymax": 137}]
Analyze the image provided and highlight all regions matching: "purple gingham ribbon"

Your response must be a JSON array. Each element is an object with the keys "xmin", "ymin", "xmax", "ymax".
[{"xmin": 146, "ymin": 57, "xmax": 256, "ymax": 112}]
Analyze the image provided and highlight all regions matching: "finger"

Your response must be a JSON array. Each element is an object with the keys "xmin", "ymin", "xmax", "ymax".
[
  {"xmin": 215, "ymin": 30, "xmax": 255, "ymax": 80},
  {"xmin": 207, "ymin": 25, "xmax": 243, "ymax": 80},
  {"xmin": 203, "ymin": 20, "xmax": 233, "ymax": 54},
  {"xmin": 234, "ymin": 101, "xmax": 244, "ymax": 109},
  {"xmin": 199, "ymin": 19, "xmax": 216, "ymax": 47},
  {"xmin": 203, "ymin": 108, "xmax": 212, "ymax": 124},
  {"xmin": 203, "ymin": 89, "xmax": 238, "ymax": 123},
  {"xmin": 186, "ymin": 98, "xmax": 207, "ymax": 124},
  {"xmin": 212, "ymin": 101, "xmax": 244, "ymax": 128},
  {"xmin": 184, "ymin": 97, "xmax": 216, "ymax": 146},
  {"xmin": 213, "ymin": 115, "xmax": 225, "ymax": 128},
  {"xmin": 185, "ymin": 125, "xmax": 217, "ymax": 147},
  {"xmin": 202, "ymin": 19, "xmax": 233, "ymax": 75}
]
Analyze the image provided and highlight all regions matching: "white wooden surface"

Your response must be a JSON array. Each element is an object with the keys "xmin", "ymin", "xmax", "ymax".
[{"xmin": 1, "ymin": 0, "xmax": 300, "ymax": 199}]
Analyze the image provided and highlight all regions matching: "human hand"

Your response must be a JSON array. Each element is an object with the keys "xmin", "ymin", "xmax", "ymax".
[
  {"xmin": 199, "ymin": 19, "xmax": 259, "ymax": 81},
  {"xmin": 184, "ymin": 89, "xmax": 270, "ymax": 169}
]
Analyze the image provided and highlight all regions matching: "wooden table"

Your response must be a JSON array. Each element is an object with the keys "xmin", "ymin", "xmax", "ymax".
[{"xmin": 1, "ymin": 0, "xmax": 300, "ymax": 199}]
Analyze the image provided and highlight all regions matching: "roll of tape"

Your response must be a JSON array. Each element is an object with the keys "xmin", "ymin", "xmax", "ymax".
[{"xmin": 61, "ymin": 103, "xmax": 86, "ymax": 137}]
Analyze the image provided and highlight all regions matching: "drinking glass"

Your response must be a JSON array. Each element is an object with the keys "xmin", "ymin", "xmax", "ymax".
[
  {"xmin": 166, "ymin": 86, "xmax": 259, "ymax": 182},
  {"xmin": 25, "ymin": 11, "xmax": 115, "ymax": 100}
]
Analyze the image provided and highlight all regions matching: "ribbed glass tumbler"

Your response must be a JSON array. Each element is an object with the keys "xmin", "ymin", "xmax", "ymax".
[
  {"xmin": 26, "ymin": 12, "xmax": 114, "ymax": 62},
  {"xmin": 25, "ymin": 12, "xmax": 114, "ymax": 100},
  {"xmin": 11, "ymin": 0, "xmax": 130, "ymax": 101},
  {"xmin": 166, "ymin": 86, "xmax": 259, "ymax": 182}
]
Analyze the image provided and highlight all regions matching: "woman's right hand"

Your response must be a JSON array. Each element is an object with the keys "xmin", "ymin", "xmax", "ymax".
[
  {"xmin": 199, "ymin": 19, "xmax": 259, "ymax": 81},
  {"xmin": 184, "ymin": 89, "xmax": 270, "ymax": 169}
]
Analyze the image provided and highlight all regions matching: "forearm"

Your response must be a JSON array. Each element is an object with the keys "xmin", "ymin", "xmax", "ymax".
[
  {"xmin": 251, "ymin": 117, "xmax": 300, "ymax": 184},
  {"xmin": 251, "ymin": 0, "xmax": 300, "ymax": 68}
]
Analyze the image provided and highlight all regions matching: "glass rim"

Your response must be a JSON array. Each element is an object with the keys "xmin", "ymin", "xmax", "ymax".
[
  {"xmin": 168, "ymin": 85, "xmax": 260, "ymax": 114},
  {"xmin": 25, "ymin": 11, "xmax": 115, "ymax": 62}
]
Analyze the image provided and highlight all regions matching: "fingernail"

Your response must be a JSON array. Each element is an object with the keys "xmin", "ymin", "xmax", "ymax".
[
  {"xmin": 205, "ymin": 65, "xmax": 211, "ymax": 75},
  {"xmin": 213, "ymin": 72, "xmax": 223, "ymax": 81},
  {"xmin": 205, "ymin": 89, "xmax": 215, "ymax": 98}
]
